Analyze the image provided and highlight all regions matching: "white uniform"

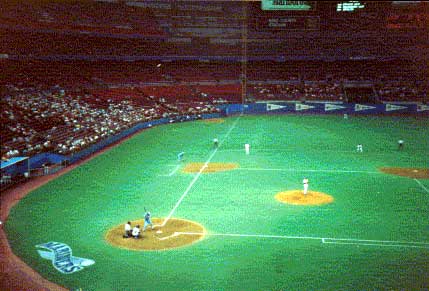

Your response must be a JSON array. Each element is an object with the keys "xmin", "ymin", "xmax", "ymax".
[
  {"xmin": 132, "ymin": 226, "xmax": 141, "ymax": 238},
  {"xmin": 124, "ymin": 222, "xmax": 132, "ymax": 237},
  {"xmin": 398, "ymin": 140, "xmax": 404, "ymax": 149},
  {"xmin": 357, "ymin": 144, "xmax": 363, "ymax": 152},
  {"xmin": 303, "ymin": 178, "xmax": 309, "ymax": 195},
  {"xmin": 245, "ymin": 143, "xmax": 250, "ymax": 155}
]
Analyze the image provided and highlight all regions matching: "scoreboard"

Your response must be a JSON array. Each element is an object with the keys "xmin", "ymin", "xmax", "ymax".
[
  {"xmin": 257, "ymin": 16, "xmax": 319, "ymax": 30},
  {"xmin": 261, "ymin": 0, "xmax": 313, "ymax": 11}
]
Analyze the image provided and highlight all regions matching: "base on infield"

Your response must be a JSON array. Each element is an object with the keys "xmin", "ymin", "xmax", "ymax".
[
  {"xmin": 105, "ymin": 218, "xmax": 206, "ymax": 251},
  {"xmin": 379, "ymin": 167, "xmax": 429, "ymax": 179},
  {"xmin": 275, "ymin": 190, "xmax": 334, "ymax": 206},
  {"xmin": 182, "ymin": 162, "xmax": 238, "ymax": 173}
]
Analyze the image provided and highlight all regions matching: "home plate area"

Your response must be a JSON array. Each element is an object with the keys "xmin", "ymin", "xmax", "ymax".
[{"xmin": 105, "ymin": 218, "xmax": 206, "ymax": 251}]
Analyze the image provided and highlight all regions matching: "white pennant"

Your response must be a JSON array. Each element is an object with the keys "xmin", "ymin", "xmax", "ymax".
[
  {"xmin": 417, "ymin": 104, "xmax": 429, "ymax": 112},
  {"xmin": 385, "ymin": 104, "xmax": 408, "ymax": 112},
  {"xmin": 354, "ymin": 104, "xmax": 376, "ymax": 112},
  {"xmin": 324, "ymin": 103, "xmax": 346, "ymax": 111},
  {"xmin": 295, "ymin": 103, "xmax": 315, "ymax": 111},
  {"xmin": 266, "ymin": 103, "xmax": 287, "ymax": 111}
]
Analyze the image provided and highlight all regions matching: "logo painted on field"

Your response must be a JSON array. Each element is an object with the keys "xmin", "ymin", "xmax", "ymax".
[
  {"xmin": 417, "ymin": 104, "xmax": 429, "ymax": 112},
  {"xmin": 385, "ymin": 104, "xmax": 408, "ymax": 112},
  {"xmin": 295, "ymin": 103, "xmax": 315, "ymax": 111},
  {"xmin": 36, "ymin": 242, "xmax": 95, "ymax": 274},
  {"xmin": 266, "ymin": 103, "xmax": 287, "ymax": 111},
  {"xmin": 354, "ymin": 104, "xmax": 376, "ymax": 112},
  {"xmin": 324, "ymin": 103, "xmax": 346, "ymax": 111}
]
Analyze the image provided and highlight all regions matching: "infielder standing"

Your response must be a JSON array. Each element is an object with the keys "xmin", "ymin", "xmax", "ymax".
[
  {"xmin": 303, "ymin": 177, "xmax": 309, "ymax": 195},
  {"xmin": 178, "ymin": 151, "xmax": 185, "ymax": 161}
]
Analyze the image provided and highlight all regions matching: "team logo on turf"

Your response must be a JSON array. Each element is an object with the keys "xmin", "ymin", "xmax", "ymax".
[{"xmin": 36, "ymin": 242, "xmax": 95, "ymax": 274}]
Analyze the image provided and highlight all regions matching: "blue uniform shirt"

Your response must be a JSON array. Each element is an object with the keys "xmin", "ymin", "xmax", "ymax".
[{"xmin": 144, "ymin": 212, "xmax": 151, "ymax": 222}]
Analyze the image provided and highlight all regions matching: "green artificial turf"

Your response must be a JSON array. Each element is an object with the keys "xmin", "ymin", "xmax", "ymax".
[{"xmin": 5, "ymin": 114, "xmax": 429, "ymax": 291}]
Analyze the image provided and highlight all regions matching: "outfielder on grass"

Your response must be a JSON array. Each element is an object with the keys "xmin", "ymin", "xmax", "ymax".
[
  {"xmin": 356, "ymin": 144, "xmax": 363, "ymax": 152},
  {"xmin": 143, "ymin": 210, "xmax": 154, "ymax": 231},
  {"xmin": 398, "ymin": 139, "xmax": 404, "ymax": 150}
]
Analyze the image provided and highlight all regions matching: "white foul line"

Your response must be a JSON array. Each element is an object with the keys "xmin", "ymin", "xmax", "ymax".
[
  {"xmin": 161, "ymin": 116, "xmax": 241, "ymax": 227},
  {"xmin": 168, "ymin": 165, "xmax": 181, "ymax": 176},
  {"xmin": 414, "ymin": 178, "xmax": 429, "ymax": 194},
  {"xmin": 321, "ymin": 241, "xmax": 429, "ymax": 249},
  {"xmin": 174, "ymin": 231, "xmax": 429, "ymax": 249},
  {"xmin": 236, "ymin": 168, "xmax": 381, "ymax": 174},
  {"xmin": 157, "ymin": 232, "xmax": 180, "ymax": 241},
  {"xmin": 159, "ymin": 165, "xmax": 181, "ymax": 177}
]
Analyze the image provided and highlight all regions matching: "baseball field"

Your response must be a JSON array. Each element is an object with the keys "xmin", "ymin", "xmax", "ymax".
[{"xmin": 4, "ymin": 114, "xmax": 429, "ymax": 291}]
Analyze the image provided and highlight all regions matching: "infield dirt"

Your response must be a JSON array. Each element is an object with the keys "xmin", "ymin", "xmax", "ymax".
[
  {"xmin": 105, "ymin": 218, "xmax": 206, "ymax": 251},
  {"xmin": 203, "ymin": 118, "xmax": 225, "ymax": 124},
  {"xmin": 275, "ymin": 190, "xmax": 334, "ymax": 206},
  {"xmin": 182, "ymin": 162, "xmax": 238, "ymax": 173},
  {"xmin": 379, "ymin": 167, "xmax": 429, "ymax": 179}
]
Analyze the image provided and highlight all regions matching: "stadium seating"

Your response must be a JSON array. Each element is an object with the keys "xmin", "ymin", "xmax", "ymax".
[{"xmin": 1, "ymin": 1, "xmax": 427, "ymax": 161}]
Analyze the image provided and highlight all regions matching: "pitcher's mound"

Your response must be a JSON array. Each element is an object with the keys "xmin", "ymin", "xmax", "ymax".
[
  {"xmin": 182, "ymin": 162, "xmax": 238, "ymax": 173},
  {"xmin": 275, "ymin": 190, "xmax": 334, "ymax": 206},
  {"xmin": 379, "ymin": 167, "xmax": 429, "ymax": 179},
  {"xmin": 105, "ymin": 218, "xmax": 206, "ymax": 251}
]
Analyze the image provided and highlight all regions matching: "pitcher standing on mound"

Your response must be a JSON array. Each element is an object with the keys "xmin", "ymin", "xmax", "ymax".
[{"xmin": 303, "ymin": 177, "xmax": 309, "ymax": 195}]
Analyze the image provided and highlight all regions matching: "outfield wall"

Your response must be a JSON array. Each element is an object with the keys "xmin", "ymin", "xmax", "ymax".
[
  {"xmin": 221, "ymin": 102, "xmax": 429, "ymax": 115},
  {"xmin": 1, "ymin": 113, "xmax": 221, "ymax": 186},
  {"xmin": 3, "ymin": 103, "xmax": 428, "ymax": 184}
]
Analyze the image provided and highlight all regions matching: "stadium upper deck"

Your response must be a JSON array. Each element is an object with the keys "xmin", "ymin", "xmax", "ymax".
[{"xmin": 0, "ymin": 1, "xmax": 428, "ymax": 60}]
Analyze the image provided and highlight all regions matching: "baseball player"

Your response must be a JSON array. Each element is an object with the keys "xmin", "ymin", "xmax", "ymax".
[
  {"xmin": 143, "ymin": 211, "xmax": 154, "ymax": 231},
  {"xmin": 132, "ymin": 225, "xmax": 141, "ymax": 239},
  {"xmin": 177, "ymin": 151, "xmax": 185, "ymax": 162},
  {"xmin": 123, "ymin": 221, "xmax": 132, "ymax": 238},
  {"xmin": 245, "ymin": 143, "xmax": 250, "ymax": 155},
  {"xmin": 398, "ymin": 139, "xmax": 404, "ymax": 150},
  {"xmin": 356, "ymin": 144, "xmax": 363, "ymax": 152},
  {"xmin": 303, "ymin": 177, "xmax": 309, "ymax": 195},
  {"xmin": 213, "ymin": 138, "xmax": 219, "ymax": 148}
]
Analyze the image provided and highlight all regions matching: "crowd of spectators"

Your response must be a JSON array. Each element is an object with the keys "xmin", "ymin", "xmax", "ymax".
[
  {"xmin": 376, "ymin": 81, "xmax": 427, "ymax": 102},
  {"xmin": 249, "ymin": 81, "xmax": 427, "ymax": 103},
  {"xmin": 1, "ymin": 85, "xmax": 220, "ymax": 160},
  {"xmin": 1, "ymin": 59, "xmax": 427, "ymax": 161},
  {"xmin": 248, "ymin": 81, "xmax": 345, "ymax": 101}
]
